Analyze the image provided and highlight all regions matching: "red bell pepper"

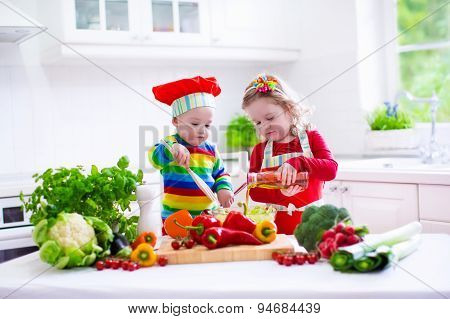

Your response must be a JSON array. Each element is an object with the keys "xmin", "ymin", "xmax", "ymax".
[
  {"xmin": 202, "ymin": 227, "xmax": 263, "ymax": 249},
  {"xmin": 223, "ymin": 211, "xmax": 256, "ymax": 234},
  {"xmin": 174, "ymin": 214, "xmax": 221, "ymax": 244}
]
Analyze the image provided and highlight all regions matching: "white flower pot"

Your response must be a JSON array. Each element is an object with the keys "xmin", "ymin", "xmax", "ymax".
[{"xmin": 365, "ymin": 128, "xmax": 419, "ymax": 150}]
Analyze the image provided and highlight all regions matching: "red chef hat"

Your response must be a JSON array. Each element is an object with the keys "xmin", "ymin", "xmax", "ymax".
[{"xmin": 152, "ymin": 76, "xmax": 221, "ymax": 117}]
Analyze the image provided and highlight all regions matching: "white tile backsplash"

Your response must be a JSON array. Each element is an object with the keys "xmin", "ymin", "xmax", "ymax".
[{"xmin": 0, "ymin": 58, "xmax": 261, "ymax": 174}]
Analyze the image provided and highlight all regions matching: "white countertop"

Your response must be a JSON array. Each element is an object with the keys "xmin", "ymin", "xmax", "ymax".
[
  {"xmin": 1, "ymin": 234, "xmax": 449, "ymax": 299},
  {"xmin": 336, "ymin": 158, "xmax": 450, "ymax": 185}
]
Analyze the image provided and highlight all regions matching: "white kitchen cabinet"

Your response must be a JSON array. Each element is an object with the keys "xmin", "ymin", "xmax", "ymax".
[
  {"xmin": 323, "ymin": 180, "xmax": 419, "ymax": 233},
  {"xmin": 39, "ymin": 0, "xmax": 207, "ymax": 45},
  {"xmin": 37, "ymin": 0, "xmax": 300, "ymax": 64},
  {"xmin": 418, "ymin": 185, "xmax": 450, "ymax": 223},
  {"xmin": 322, "ymin": 181, "xmax": 342, "ymax": 207},
  {"xmin": 209, "ymin": 0, "xmax": 302, "ymax": 50}
]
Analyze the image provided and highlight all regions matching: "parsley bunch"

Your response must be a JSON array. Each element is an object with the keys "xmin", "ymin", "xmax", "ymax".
[{"xmin": 21, "ymin": 156, "xmax": 143, "ymax": 242}]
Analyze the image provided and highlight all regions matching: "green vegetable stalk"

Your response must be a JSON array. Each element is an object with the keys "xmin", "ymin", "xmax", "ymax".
[{"xmin": 33, "ymin": 213, "xmax": 113, "ymax": 269}]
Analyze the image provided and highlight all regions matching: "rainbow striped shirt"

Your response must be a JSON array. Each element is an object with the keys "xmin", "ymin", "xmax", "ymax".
[{"xmin": 148, "ymin": 134, "xmax": 233, "ymax": 219}]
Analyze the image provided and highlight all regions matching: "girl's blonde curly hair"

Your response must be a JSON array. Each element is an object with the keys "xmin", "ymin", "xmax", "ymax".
[{"xmin": 242, "ymin": 74, "xmax": 313, "ymax": 131}]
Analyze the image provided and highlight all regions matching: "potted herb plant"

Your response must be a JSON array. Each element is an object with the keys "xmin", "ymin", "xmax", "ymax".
[
  {"xmin": 366, "ymin": 102, "xmax": 419, "ymax": 150},
  {"xmin": 226, "ymin": 114, "xmax": 259, "ymax": 155}
]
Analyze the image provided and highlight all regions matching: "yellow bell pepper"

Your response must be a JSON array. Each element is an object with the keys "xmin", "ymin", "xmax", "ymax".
[
  {"xmin": 131, "ymin": 243, "xmax": 157, "ymax": 267},
  {"xmin": 253, "ymin": 220, "xmax": 277, "ymax": 243}
]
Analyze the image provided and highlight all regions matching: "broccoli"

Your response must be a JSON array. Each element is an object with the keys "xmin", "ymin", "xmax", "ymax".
[
  {"xmin": 294, "ymin": 204, "xmax": 351, "ymax": 252},
  {"xmin": 33, "ymin": 212, "xmax": 113, "ymax": 269}
]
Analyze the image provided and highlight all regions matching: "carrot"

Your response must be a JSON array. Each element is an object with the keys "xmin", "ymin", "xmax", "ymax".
[{"xmin": 163, "ymin": 210, "xmax": 193, "ymax": 238}]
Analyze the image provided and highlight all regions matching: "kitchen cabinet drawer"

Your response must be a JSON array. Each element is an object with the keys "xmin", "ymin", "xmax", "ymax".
[
  {"xmin": 419, "ymin": 185, "xmax": 450, "ymax": 223},
  {"xmin": 420, "ymin": 220, "xmax": 450, "ymax": 234}
]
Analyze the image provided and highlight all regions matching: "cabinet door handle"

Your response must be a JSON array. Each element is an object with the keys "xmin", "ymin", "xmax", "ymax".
[
  {"xmin": 340, "ymin": 186, "xmax": 349, "ymax": 193},
  {"xmin": 329, "ymin": 186, "xmax": 338, "ymax": 192}
]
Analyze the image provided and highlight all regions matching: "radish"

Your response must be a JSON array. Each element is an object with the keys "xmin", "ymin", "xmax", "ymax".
[{"xmin": 322, "ymin": 229, "xmax": 336, "ymax": 241}]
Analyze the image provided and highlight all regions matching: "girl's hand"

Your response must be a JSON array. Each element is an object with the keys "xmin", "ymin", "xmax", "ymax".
[
  {"xmin": 171, "ymin": 143, "xmax": 190, "ymax": 168},
  {"xmin": 217, "ymin": 189, "xmax": 234, "ymax": 208},
  {"xmin": 275, "ymin": 162, "xmax": 297, "ymax": 186},
  {"xmin": 280, "ymin": 185, "xmax": 303, "ymax": 197}
]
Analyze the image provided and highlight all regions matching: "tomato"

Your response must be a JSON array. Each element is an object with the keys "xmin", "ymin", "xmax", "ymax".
[
  {"xmin": 184, "ymin": 238, "xmax": 195, "ymax": 249},
  {"xmin": 105, "ymin": 258, "xmax": 113, "ymax": 269},
  {"xmin": 283, "ymin": 256, "xmax": 293, "ymax": 266},
  {"xmin": 276, "ymin": 254, "xmax": 285, "ymax": 265},
  {"xmin": 171, "ymin": 240, "xmax": 181, "ymax": 250},
  {"xmin": 111, "ymin": 259, "xmax": 120, "ymax": 269},
  {"xmin": 272, "ymin": 251, "xmax": 280, "ymax": 260},
  {"xmin": 158, "ymin": 256, "xmax": 168, "ymax": 267},
  {"xmin": 294, "ymin": 253, "xmax": 306, "ymax": 265},
  {"xmin": 96, "ymin": 260, "xmax": 105, "ymax": 271},
  {"xmin": 122, "ymin": 261, "xmax": 130, "ymax": 270}
]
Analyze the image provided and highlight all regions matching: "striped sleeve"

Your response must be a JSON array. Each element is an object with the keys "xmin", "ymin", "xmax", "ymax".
[
  {"xmin": 211, "ymin": 146, "xmax": 233, "ymax": 192},
  {"xmin": 148, "ymin": 135, "xmax": 177, "ymax": 170}
]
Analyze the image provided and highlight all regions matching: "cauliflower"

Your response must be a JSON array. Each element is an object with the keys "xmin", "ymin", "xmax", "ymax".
[
  {"xmin": 48, "ymin": 213, "xmax": 96, "ymax": 249},
  {"xmin": 33, "ymin": 213, "xmax": 113, "ymax": 269}
]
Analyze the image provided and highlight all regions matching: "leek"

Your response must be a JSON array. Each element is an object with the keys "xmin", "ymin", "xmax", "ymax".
[{"xmin": 330, "ymin": 222, "xmax": 422, "ymax": 272}]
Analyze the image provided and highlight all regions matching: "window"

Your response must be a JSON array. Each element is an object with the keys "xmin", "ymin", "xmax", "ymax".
[{"xmin": 397, "ymin": 0, "xmax": 450, "ymax": 122}]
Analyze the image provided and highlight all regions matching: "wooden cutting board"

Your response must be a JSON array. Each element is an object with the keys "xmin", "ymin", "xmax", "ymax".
[{"xmin": 156, "ymin": 234, "xmax": 294, "ymax": 265}]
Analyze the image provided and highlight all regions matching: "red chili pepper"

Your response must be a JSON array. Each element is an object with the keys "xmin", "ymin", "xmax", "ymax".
[
  {"xmin": 174, "ymin": 214, "xmax": 221, "ymax": 244},
  {"xmin": 223, "ymin": 211, "xmax": 256, "ymax": 234},
  {"xmin": 201, "ymin": 227, "xmax": 263, "ymax": 249}
]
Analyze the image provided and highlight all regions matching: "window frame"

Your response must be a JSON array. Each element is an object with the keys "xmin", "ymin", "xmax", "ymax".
[{"xmin": 394, "ymin": 0, "xmax": 450, "ymax": 123}]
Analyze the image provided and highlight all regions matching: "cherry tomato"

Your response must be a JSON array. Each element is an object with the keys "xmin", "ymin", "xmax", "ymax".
[
  {"xmin": 132, "ymin": 262, "xmax": 141, "ymax": 270},
  {"xmin": 283, "ymin": 256, "xmax": 293, "ymax": 266},
  {"xmin": 171, "ymin": 240, "xmax": 181, "ymax": 250},
  {"xmin": 111, "ymin": 259, "xmax": 120, "ymax": 269},
  {"xmin": 122, "ymin": 261, "xmax": 130, "ymax": 270},
  {"xmin": 307, "ymin": 253, "xmax": 318, "ymax": 264},
  {"xmin": 184, "ymin": 238, "xmax": 195, "ymax": 249},
  {"xmin": 96, "ymin": 260, "xmax": 105, "ymax": 271},
  {"xmin": 158, "ymin": 256, "xmax": 168, "ymax": 267},
  {"xmin": 272, "ymin": 251, "xmax": 280, "ymax": 261},
  {"xmin": 294, "ymin": 253, "xmax": 306, "ymax": 265},
  {"xmin": 276, "ymin": 254, "xmax": 285, "ymax": 265},
  {"xmin": 105, "ymin": 258, "xmax": 113, "ymax": 269}
]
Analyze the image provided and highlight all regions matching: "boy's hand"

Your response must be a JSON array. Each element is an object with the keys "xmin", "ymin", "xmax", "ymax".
[
  {"xmin": 275, "ymin": 162, "xmax": 297, "ymax": 186},
  {"xmin": 280, "ymin": 185, "xmax": 303, "ymax": 197},
  {"xmin": 171, "ymin": 143, "xmax": 190, "ymax": 168},
  {"xmin": 217, "ymin": 189, "xmax": 234, "ymax": 208}
]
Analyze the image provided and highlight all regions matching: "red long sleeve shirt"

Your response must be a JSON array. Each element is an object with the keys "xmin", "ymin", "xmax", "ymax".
[{"xmin": 249, "ymin": 130, "xmax": 338, "ymax": 207}]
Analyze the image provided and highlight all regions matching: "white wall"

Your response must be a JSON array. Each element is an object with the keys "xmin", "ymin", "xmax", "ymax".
[
  {"xmin": 272, "ymin": 0, "xmax": 368, "ymax": 156},
  {"xmin": 1, "ymin": 0, "xmax": 403, "ymax": 176},
  {"xmin": 0, "ymin": 46, "xmax": 260, "ymax": 174}
]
